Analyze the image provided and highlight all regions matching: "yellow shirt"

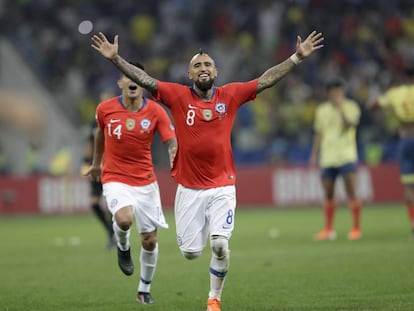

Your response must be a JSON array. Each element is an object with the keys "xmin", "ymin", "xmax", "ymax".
[
  {"xmin": 378, "ymin": 85, "xmax": 414, "ymax": 122},
  {"xmin": 314, "ymin": 99, "xmax": 360, "ymax": 167}
]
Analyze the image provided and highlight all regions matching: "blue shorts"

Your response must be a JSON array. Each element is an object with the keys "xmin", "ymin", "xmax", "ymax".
[
  {"xmin": 398, "ymin": 137, "xmax": 414, "ymax": 185},
  {"xmin": 321, "ymin": 162, "xmax": 357, "ymax": 180}
]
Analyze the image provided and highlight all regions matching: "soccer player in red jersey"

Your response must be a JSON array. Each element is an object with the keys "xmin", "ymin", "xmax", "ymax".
[
  {"xmin": 84, "ymin": 62, "xmax": 177, "ymax": 304},
  {"xmin": 92, "ymin": 31, "xmax": 323, "ymax": 311}
]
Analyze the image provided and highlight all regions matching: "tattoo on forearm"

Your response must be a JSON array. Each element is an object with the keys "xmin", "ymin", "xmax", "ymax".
[
  {"xmin": 167, "ymin": 138, "xmax": 177, "ymax": 166},
  {"xmin": 112, "ymin": 55, "xmax": 157, "ymax": 93},
  {"xmin": 167, "ymin": 138, "xmax": 177, "ymax": 150},
  {"xmin": 257, "ymin": 59, "xmax": 296, "ymax": 94}
]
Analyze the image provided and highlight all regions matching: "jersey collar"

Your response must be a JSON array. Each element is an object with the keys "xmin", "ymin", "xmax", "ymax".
[
  {"xmin": 118, "ymin": 95, "xmax": 147, "ymax": 111},
  {"xmin": 190, "ymin": 86, "xmax": 216, "ymax": 101}
]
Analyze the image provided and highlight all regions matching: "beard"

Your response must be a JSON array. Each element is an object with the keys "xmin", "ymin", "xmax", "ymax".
[{"xmin": 195, "ymin": 78, "xmax": 214, "ymax": 91}]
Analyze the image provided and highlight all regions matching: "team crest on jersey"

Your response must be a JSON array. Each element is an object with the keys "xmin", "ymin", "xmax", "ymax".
[
  {"xmin": 215, "ymin": 102, "xmax": 227, "ymax": 114},
  {"xmin": 140, "ymin": 118, "xmax": 151, "ymax": 130},
  {"xmin": 126, "ymin": 118, "xmax": 136, "ymax": 130},
  {"xmin": 176, "ymin": 235, "xmax": 182, "ymax": 246},
  {"xmin": 202, "ymin": 109, "xmax": 213, "ymax": 121},
  {"xmin": 110, "ymin": 199, "xmax": 118, "ymax": 208}
]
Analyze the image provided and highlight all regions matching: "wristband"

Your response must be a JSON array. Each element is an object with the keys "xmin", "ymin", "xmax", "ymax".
[{"xmin": 290, "ymin": 54, "xmax": 303, "ymax": 65}]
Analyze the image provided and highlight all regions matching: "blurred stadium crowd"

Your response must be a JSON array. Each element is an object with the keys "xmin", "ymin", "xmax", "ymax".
[{"xmin": 1, "ymin": 0, "xmax": 414, "ymax": 173}]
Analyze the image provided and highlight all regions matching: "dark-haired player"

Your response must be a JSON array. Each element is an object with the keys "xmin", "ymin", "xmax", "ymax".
[
  {"xmin": 310, "ymin": 78, "xmax": 362, "ymax": 241},
  {"xmin": 84, "ymin": 62, "xmax": 177, "ymax": 304}
]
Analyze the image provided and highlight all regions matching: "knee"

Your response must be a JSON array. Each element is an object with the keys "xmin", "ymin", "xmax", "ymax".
[
  {"xmin": 115, "ymin": 216, "xmax": 133, "ymax": 230},
  {"xmin": 117, "ymin": 219, "xmax": 132, "ymax": 231},
  {"xmin": 210, "ymin": 236, "xmax": 229, "ymax": 259},
  {"xmin": 114, "ymin": 207, "xmax": 133, "ymax": 230},
  {"xmin": 181, "ymin": 250, "xmax": 202, "ymax": 260},
  {"xmin": 141, "ymin": 233, "xmax": 157, "ymax": 251}
]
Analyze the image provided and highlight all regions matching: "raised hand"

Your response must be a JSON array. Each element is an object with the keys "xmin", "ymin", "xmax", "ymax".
[
  {"xmin": 296, "ymin": 31, "xmax": 324, "ymax": 59},
  {"xmin": 91, "ymin": 32, "xmax": 119, "ymax": 60}
]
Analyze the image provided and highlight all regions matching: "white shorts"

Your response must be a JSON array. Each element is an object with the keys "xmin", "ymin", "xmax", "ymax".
[
  {"xmin": 102, "ymin": 181, "xmax": 168, "ymax": 233},
  {"xmin": 174, "ymin": 184, "xmax": 236, "ymax": 253}
]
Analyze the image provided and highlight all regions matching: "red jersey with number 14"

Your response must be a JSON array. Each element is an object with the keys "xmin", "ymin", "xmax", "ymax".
[
  {"xmin": 153, "ymin": 79, "xmax": 258, "ymax": 188},
  {"xmin": 96, "ymin": 96, "xmax": 175, "ymax": 186}
]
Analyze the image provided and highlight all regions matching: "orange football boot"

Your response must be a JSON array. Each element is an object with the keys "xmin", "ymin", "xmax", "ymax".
[
  {"xmin": 314, "ymin": 229, "xmax": 337, "ymax": 241},
  {"xmin": 206, "ymin": 298, "xmax": 221, "ymax": 311},
  {"xmin": 347, "ymin": 229, "xmax": 362, "ymax": 240}
]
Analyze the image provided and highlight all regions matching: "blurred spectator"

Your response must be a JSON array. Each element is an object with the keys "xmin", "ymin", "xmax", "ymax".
[
  {"xmin": 24, "ymin": 141, "xmax": 42, "ymax": 175},
  {"xmin": 49, "ymin": 146, "xmax": 72, "ymax": 176},
  {"xmin": 2, "ymin": 0, "xmax": 414, "ymax": 166}
]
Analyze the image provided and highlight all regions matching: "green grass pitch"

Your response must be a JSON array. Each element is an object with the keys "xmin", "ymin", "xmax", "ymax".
[{"xmin": 1, "ymin": 204, "xmax": 413, "ymax": 311}]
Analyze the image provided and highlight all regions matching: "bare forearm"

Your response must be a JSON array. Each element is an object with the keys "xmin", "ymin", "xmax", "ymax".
[
  {"xmin": 92, "ymin": 130, "xmax": 105, "ymax": 166},
  {"xmin": 166, "ymin": 138, "xmax": 177, "ymax": 167},
  {"xmin": 111, "ymin": 55, "xmax": 158, "ymax": 93},
  {"xmin": 367, "ymin": 98, "xmax": 380, "ymax": 111},
  {"xmin": 167, "ymin": 138, "xmax": 177, "ymax": 156},
  {"xmin": 338, "ymin": 108, "xmax": 356, "ymax": 128},
  {"xmin": 82, "ymin": 142, "xmax": 93, "ymax": 163},
  {"xmin": 257, "ymin": 58, "xmax": 297, "ymax": 94}
]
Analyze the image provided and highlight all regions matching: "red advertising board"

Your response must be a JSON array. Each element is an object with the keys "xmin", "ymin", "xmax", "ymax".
[
  {"xmin": 0, "ymin": 176, "xmax": 38, "ymax": 214},
  {"xmin": 0, "ymin": 163, "xmax": 405, "ymax": 214},
  {"xmin": 157, "ymin": 164, "xmax": 403, "ymax": 207},
  {"xmin": 368, "ymin": 163, "xmax": 403, "ymax": 201}
]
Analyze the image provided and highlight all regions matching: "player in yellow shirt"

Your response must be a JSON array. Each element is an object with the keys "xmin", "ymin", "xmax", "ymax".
[
  {"xmin": 310, "ymin": 78, "xmax": 362, "ymax": 241},
  {"xmin": 369, "ymin": 67, "xmax": 414, "ymax": 238}
]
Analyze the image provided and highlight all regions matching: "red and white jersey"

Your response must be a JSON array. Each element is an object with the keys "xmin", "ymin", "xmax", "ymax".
[
  {"xmin": 153, "ymin": 80, "xmax": 258, "ymax": 188},
  {"xmin": 96, "ymin": 96, "xmax": 175, "ymax": 186}
]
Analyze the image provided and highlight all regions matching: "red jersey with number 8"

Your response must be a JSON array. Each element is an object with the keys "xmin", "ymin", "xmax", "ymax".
[{"xmin": 153, "ymin": 79, "xmax": 258, "ymax": 188}]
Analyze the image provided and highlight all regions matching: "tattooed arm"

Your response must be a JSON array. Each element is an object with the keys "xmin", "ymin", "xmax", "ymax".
[
  {"xmin": 91, "ymin": 32, "xmax": 158, "ymax": 94},
  {"xmin": 257, "ymin": 31, "xmax": 324, "ymax": 94},
  {"xmin": 257, "ymin": 59, "xmax": 297, "ymax": 94}
]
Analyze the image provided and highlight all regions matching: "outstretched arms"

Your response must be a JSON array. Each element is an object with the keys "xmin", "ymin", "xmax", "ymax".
[
  {"xmin": 91, "ymin": 33, "xmax": 158, "ymax": 94},
  {"xmin": 92, "ymin": 31, "xmax": 323, "ymax": 96},
  {"xmin": 257, "ymin": 31, "xmax": 324, "ymax": 94}
]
